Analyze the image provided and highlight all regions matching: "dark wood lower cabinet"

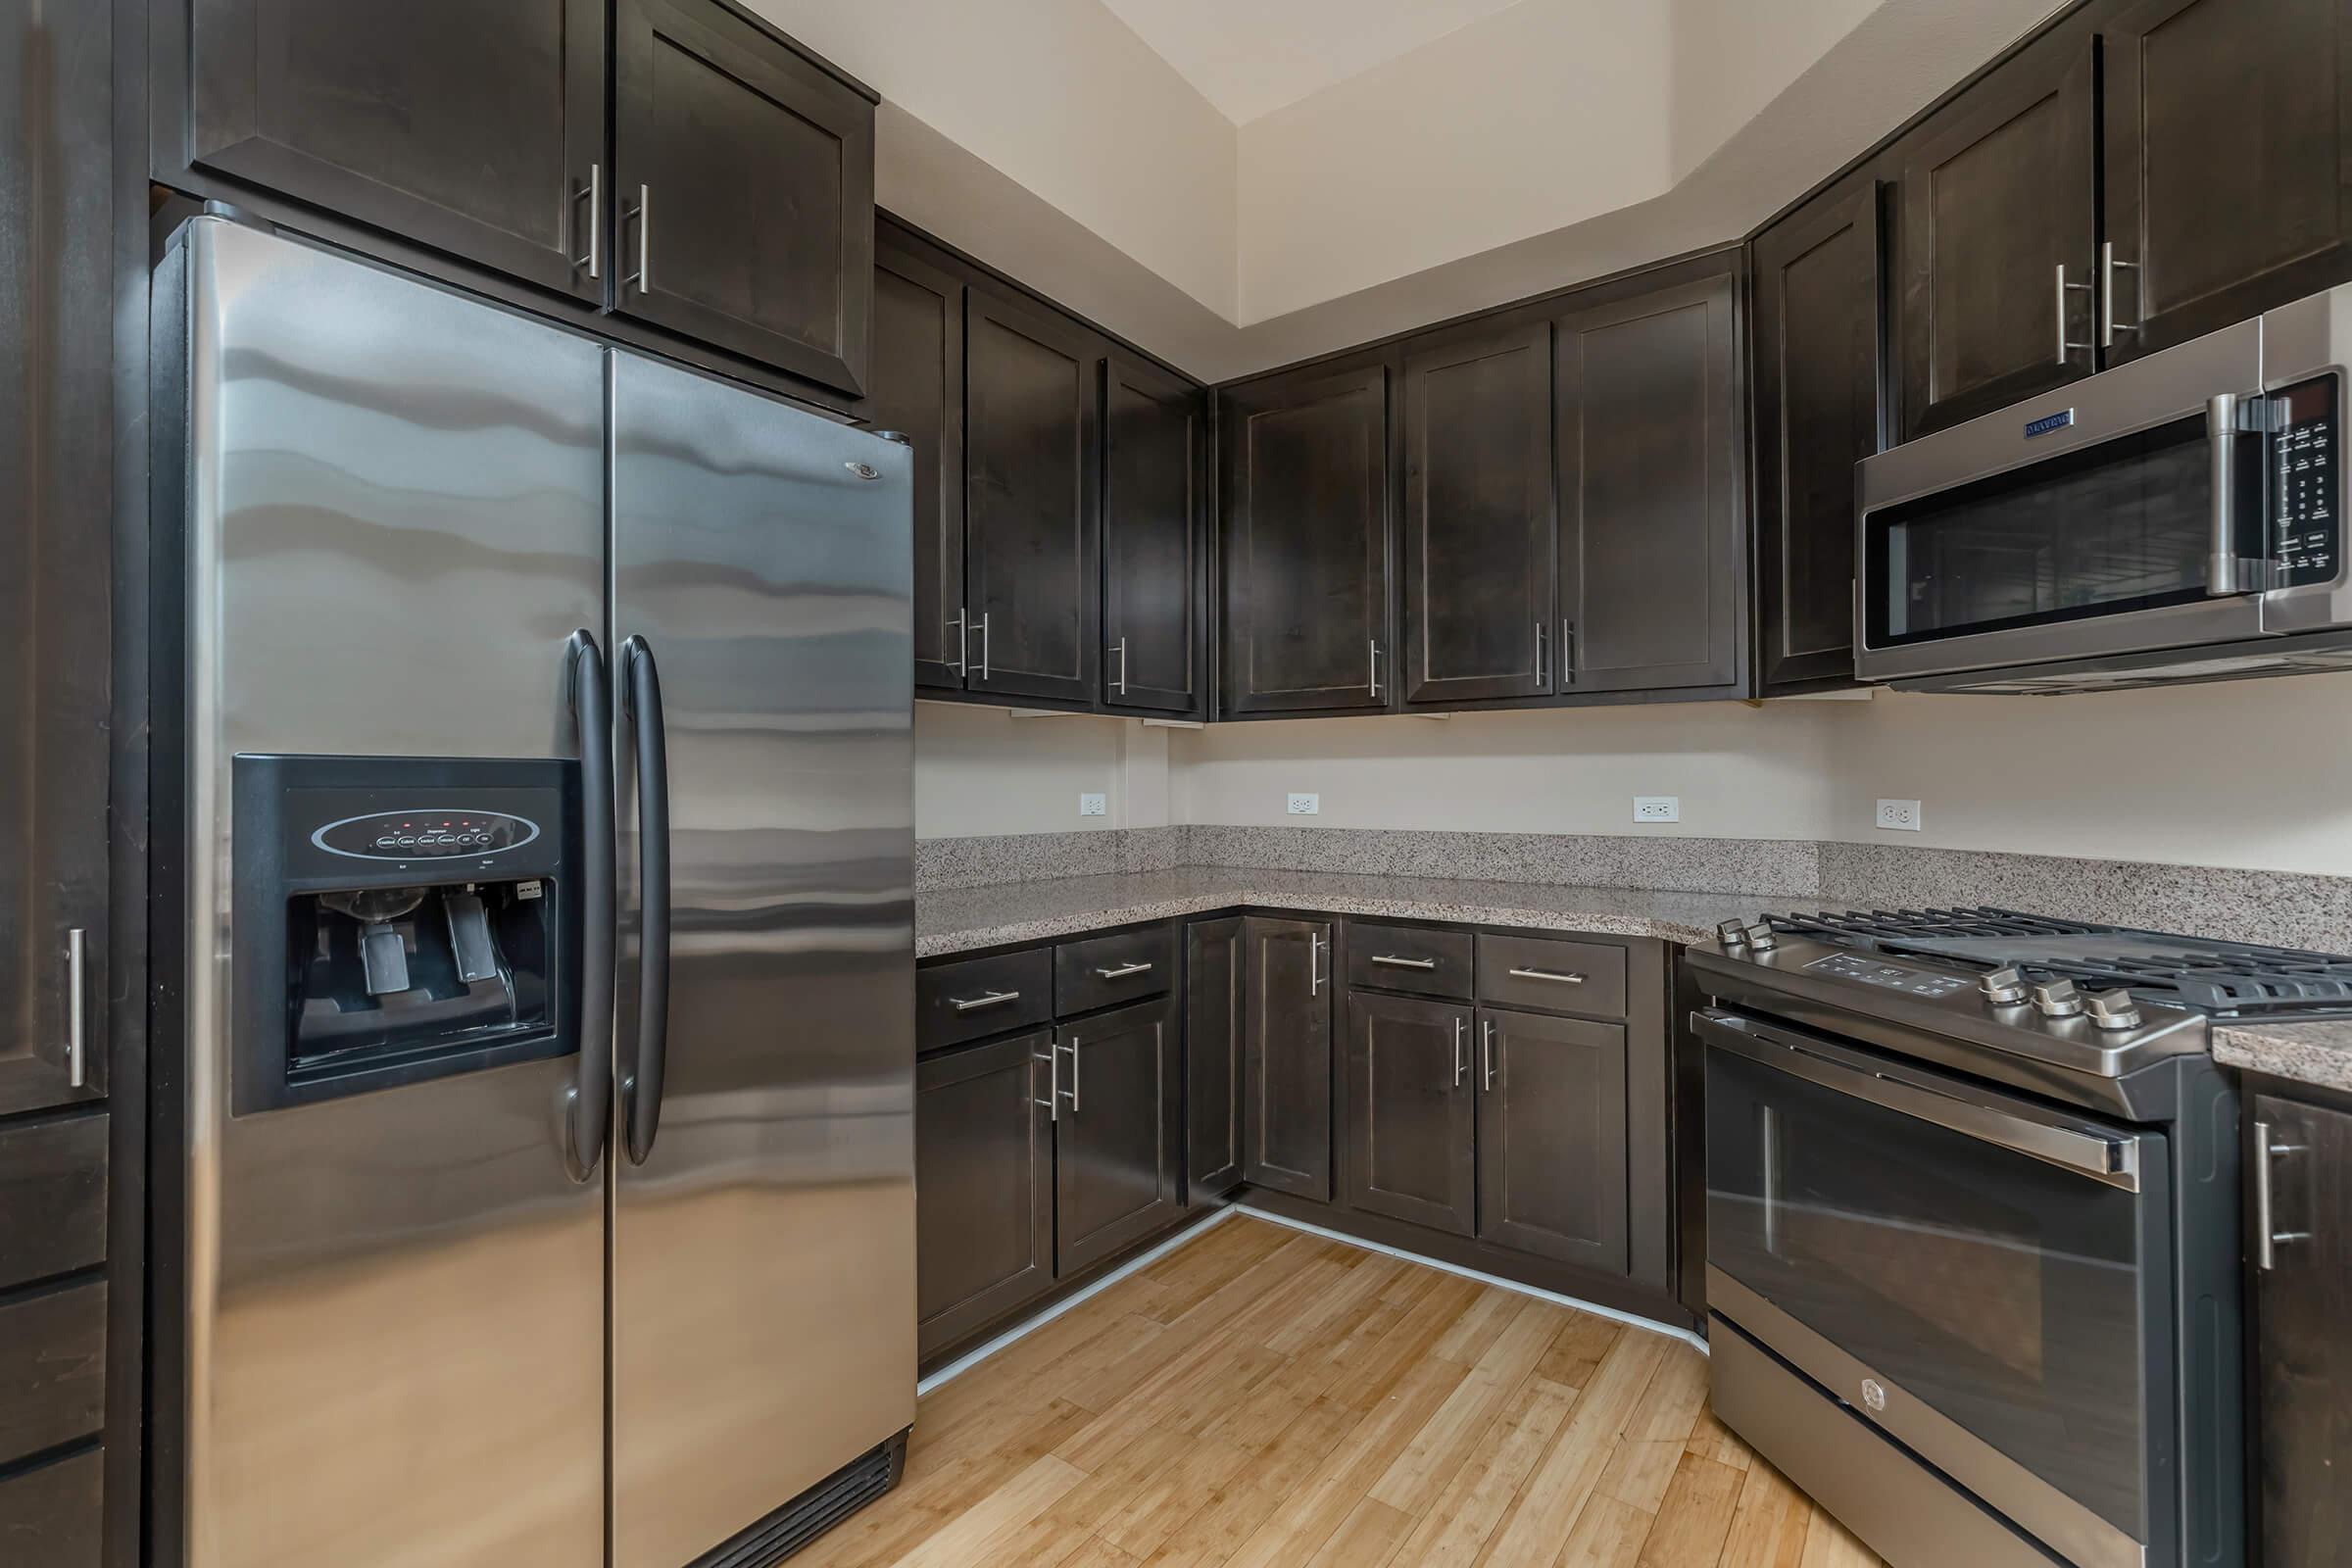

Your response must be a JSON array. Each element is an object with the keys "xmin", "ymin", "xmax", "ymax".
[
  {"xmin": 1054, "ymin": 997, "xmax": 1182, "ymax": 1276},
  {"xmin": 914, "ymin": 1030, "xmax": 1054, "ymax": 1359},
  {"xmin": 1243, "ymin": 917, "xmax": 1334, "ymax": 1200},
  {"xmin": 1345, "ymin": 992, "xmax": 1476, "ymax": 1237},
  {"xmin": 1474, "ymin": 1007, "xmax": 1629, "ymax": 1273},
  {"xmin": 0, "ymin": 1445, "xmax": 102, "ymax": 1566},
  {"xmin": 2252, "ymin": 1090, "xmax": 2352, "ymax": 1567},
  {"xmin": 1186, "ymin": 918, "xmax": 1246, "ymax": 1201}
]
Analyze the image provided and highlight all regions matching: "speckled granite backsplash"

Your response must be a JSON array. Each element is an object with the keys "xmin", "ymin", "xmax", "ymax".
[{"xmin": 916, "ymin": 827, "xmax": 2352, "ymax": 953}]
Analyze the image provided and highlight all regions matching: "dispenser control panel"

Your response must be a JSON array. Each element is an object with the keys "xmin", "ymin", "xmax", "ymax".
[{"xmin": 312, "ymin": 808, "xmax": 543, "ymax": 860}]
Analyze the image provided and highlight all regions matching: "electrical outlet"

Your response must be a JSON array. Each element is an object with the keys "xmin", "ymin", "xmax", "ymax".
[
  {"xmin": 1876, "ymin": 798, "xmax": 1923, "ymax": 832},
  {"xmin": 1633, "ymin": 796, "xmax": 1680, "ymax": 823},
  {"xmin": 1287, "ymin": 793, "xmax": 1320, "ymax": 816},
  {"xmin": 1078, "ymin": 793, "xmax": 1106, "ymax": 817}
]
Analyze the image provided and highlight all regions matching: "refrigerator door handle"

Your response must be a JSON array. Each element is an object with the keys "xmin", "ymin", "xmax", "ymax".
[
  {"xmin": 621, "ymin": 634, "xmax": 673, "ymax": 1165},
  {"xmin": 566, "ymin": 629, "xmax": 616, "ymax": 1178}
]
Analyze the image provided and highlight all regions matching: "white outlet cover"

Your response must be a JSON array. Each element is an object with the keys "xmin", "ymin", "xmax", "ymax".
[
  {"xmin": 1287, "ymin": 793, "xmax": 1320, "ymax": 815},
  {"xmin": 1876, "ymin": 798, "xmax": 1923, "ymax": 832},
  {"xmin": 1078, "ymin": 793, "xmax": 1107, "ymax": 817},
  {"xmin": 1632, "ymin": 796, "xmax": 1680, "ymax": 823}
]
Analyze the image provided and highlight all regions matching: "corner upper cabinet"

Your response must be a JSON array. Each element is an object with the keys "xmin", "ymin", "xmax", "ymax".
[
  {"xmin": 1893, "ymin": 31, "xmax": 2097, "ymax": 437},
  {"xmin": 963, "ymin": 285, "xmax": 1102, "ymax": 706},
  {"xmin": 1554, "ymin": 264, "xmax": 1745, "ymax": 700},
  {"xmin": 1400, "ymin": 321, "xmax": 1555, "ymax": 707},
  {"xmin": 1102, "ymin": 355, "xmax": 1208, "ymax": 716},
  {"xmin": 871, "ymin": 233, "xmax": 968, "ymax": 692},
  {"xmin": 166, "ymin": 0, "xmax": 608, "ymax": 300},
  {"xmin": 1752, "ymin": 175, "xmax": 1885, "ymax": 694},
  {"xmin": 2102, "ymin": 0, "xmax": 2352, "ymax": 362},
  {"xmin": 611, "ymin": 0, "xmax": 875, "ymax": 393},
  {"xmin": 1221, "ymin": 360, "xmax": 1395, "ymax": 716}
]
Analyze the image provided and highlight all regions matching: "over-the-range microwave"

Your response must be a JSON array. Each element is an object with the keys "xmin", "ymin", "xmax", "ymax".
[{"xmin": 1856, "ymin": 283, "xmax": 2352, "ymax": 694}]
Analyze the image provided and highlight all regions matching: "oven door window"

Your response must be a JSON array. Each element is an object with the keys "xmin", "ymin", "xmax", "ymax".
[
  {"xmin": 1864, "ymin": 412, "xmax": 2263, "ymax": 648},
  {"xmin": 1706, "ymin": 1045, "xmax": 2157, "ymax": 1542}
]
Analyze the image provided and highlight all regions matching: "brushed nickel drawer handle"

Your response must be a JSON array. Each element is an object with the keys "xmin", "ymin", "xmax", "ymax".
[
  {"xmin": 949, "ymin": 990, "xmax": 1021, "ymax": 1012},
  {"xmin": 1094, "ymin": 961, "xmax": 1153, "ymax": 981},
  {"xmin": 1507, "ymin": 967, "xmax": 1585, "ymax": 985},
  {"xmin": 1370, "ymin": 955, "xmax": 1439, "ymax": 970}
]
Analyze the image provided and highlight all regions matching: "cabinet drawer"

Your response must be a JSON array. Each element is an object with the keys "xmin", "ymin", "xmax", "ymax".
[
  {"xmin": 1055, "ymin": 925, "xmax": 1175, "ymax": 1016},
  {"xmin": 0, "ymin": 1281, "xmax": 106, "ymax": 1468},
  {"xmin": 918, "ymin": 949, "xmax": 1053, "ymax": 1052},
  {"xmin": 1477, "ymin": 934, "xmax": 1628, "ymax": 1018},
  {"xmin": 1346, "ymin": 922, "xmax": 1473, "ymax": 999},
  {"xmin": 0, "ymin": 1443, "xmax": 102, "ymax": 1566},
  {"xmin": 0, "ymin": 1113, "xmax": 108, "ymax": 1292}
]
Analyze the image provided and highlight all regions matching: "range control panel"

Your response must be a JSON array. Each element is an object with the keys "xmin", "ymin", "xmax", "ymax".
[
  {"xmin": 2275, "ymin": 375, "xmax": 2339, "ymax": 587},
  {"xmin": 1804, "ymin": 950, "xmax": 1973, "ymax": 999},
  {"xmin": 311, "ymin": 808, "xmax": 542, "ymax": 860}
]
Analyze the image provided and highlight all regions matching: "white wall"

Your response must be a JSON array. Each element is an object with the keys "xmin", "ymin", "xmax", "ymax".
[
  {"xmin": 913, "ymin": 704, "xmax": 1168, "ymax": 839},
  {"xmin": 1668, "ymin": 0, "xmax": 1881, "ymax": 181}
]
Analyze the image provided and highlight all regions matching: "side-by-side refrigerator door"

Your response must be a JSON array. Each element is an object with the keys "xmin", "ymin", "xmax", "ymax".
[
  {"xmin": 172, "ymin": 217, "xmax": 610, "ymax": 1568},
  {"xmin": 608, "ymin": 351, "xmax": 917, "ymax": 1568}
]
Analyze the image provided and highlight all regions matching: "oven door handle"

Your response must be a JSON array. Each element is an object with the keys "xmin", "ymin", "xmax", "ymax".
[{"xmin": 1696, "ymin": 1009, "xmax": 2141, "ymax": 1191}]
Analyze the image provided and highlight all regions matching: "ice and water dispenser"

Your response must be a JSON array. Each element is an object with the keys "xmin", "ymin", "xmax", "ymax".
[{"xmin": 230, "ymin": 754, "xmax": 583, "ymax": 1113}]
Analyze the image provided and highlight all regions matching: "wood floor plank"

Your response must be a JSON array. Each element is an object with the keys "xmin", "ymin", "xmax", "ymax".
[
  {"xmin": 886, "ymin": 1452, "xmax": 1088, "ymax": 1568},
  {"xmin": 1716, "ymin": 1461, "xmax": 1812, "ymax": 1568},
  {"xmin": 1536, "ymin": 1310, "xmax": 1625, "ymax": 1394},
  {"xmin": 1683, "ymin": 1403, "xmax": 1752, "ymax": 1473},
  {"xmin": 1796, "ymin": 1509, "xmax": 1885, "ymax": 1568},
  {"xmin": 1554, "ymin": 1494, "xmax": 1656, "ymax": 1568},
  {"xmin": 1263, "ymin": 1253, "xmax": 1407, "ymax": 1356},
  {"xmin": 1430, "ymin": 1286, "xmax": 1526, "ymax": 1365},
  {"xmin": 1472, "ymin": 1328, "xmax": 1668, "ymax": 1567},
  {"xmin": 1631, "ymin": 1452, "xmax": 1743, "ymax": 1568},
  {"xmin": 1371, "ymin": 1297, "xmax": 1563, "ymax": 1516},
  {"xmin": 1628, "ymin": 1347, "xmax": 1710, "ymax": 1446},
  {"xmin": 1302, "ymin": 1495, "xmax": 1414, "ymax": 1568},
  {"xmin": 1594, "ymin": 1438, "xmax": 1688, "ymax": 1515},
  {"xmin": 1141, "ymin": 1398, "xmax": 1358, "ymax": 1568},
  {"xmin": 1387, "ymin": 1375, "xmax": 1579, "ymax": 1568}
]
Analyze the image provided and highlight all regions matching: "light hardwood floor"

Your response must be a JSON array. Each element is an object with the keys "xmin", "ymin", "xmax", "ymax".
[{"xmin": 802, "ymin": 1213, "xmax": 1887, "ymax": 1568}]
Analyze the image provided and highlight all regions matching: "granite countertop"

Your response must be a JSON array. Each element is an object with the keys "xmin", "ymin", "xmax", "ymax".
[
  {"xmin": 915, "ymin": 866, "xmax": 1798, "ymax": 958},
  {"xmin": 2211, "ymin": 1019, "xmax": 2352, "ymax": 1094}
]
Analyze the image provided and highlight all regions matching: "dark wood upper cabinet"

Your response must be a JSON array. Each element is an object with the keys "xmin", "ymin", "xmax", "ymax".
[
  {"xmin": 871, "ymin": 236, "xmax": 968, "ymax": 692},
  {"xmin": 1475, "ymin": 1007, "xmax": 1629, "ymax": 1274},
  {"xmin": 1554, "ymin": 270, "xmax": 1744, "ymax": 698},
  {"xmin": 2102, "ymin": 0, "xmax": 2352, "ymax": 362},
  {"xmin": 1895, "ymin": 34, "xmax": 2098, "ymax": 437},
  {"xmin": 1752, "ymin": 176, "xmax": 1885, "ymax": 694},
  {"xmin": 1221, "ymin": 361, "xmax": 1394, "ymax": 716},
  {"xmin": 612, "ymin": 0, "xmax": 875, "ymax": 393},
  {"xmin": 1243, "ymin": 916, "xmax": 1333, "ymax": 1200},
  {"xmin": 1186, "ymin": 918, "xmax": 1246, "ymax": 1202},
  {"xmin": 1054, "ymin": 997, "xmax": 1183, "ymax": 1276},
  {"xmin": 172, "ymin": 0, "xmax": 607, "ymax": 301},
  {"xmin": 1400, "ymin": 321, "xmax": 1555, "ymax": 707},
  {"xmin": 1102, "ymin": 354, "xmax": 1207, "ymax": 715},
  {"xmin": 963, "ymin": 284, "xmax": 1103, "ymax": 706},
  {"xmin": 914, "ymin": 1031, "xmax": 1054, "ymax": 1359},
  {"xmin": 1345, "ymin": 992, "xmax": 1476, "ymax": 1238},
  {"xmin": 2252, "ymin": 1091, "xmax": 2352, "ymax": 1568}
]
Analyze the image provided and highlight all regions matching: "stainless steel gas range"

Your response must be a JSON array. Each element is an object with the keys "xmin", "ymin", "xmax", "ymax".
[{"xmin": 1686, "ymin": 907, "xmax": 2352, "ymax": 1568}]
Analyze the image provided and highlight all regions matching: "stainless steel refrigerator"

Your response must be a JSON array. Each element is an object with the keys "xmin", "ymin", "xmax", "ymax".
[{"xmin": 152, "ymin": 216, "xmax": 916, "ymax": 1568}]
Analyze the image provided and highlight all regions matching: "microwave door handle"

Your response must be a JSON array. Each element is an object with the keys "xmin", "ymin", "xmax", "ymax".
[
  {"xmin": 2208, "ymin": 393, "xmax": 2243, "ymax": 596},
  {"xmin": 1696, "ymin": 1010, "xmax": 2140, "ymax": 1191}
]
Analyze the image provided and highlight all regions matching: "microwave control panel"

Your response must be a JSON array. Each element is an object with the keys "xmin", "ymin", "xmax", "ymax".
[{"xmin": 2274, "ymin": 374, "xmax": 2339, "ymax": 586}]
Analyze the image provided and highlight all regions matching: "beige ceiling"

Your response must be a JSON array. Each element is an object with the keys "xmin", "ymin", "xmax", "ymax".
[{"xmin": 1097, "ymin": 0, "xmax": 1527, "ymax": 123}]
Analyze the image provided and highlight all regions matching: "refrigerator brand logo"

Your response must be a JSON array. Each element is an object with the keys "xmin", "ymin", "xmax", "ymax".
[
  {"xmin": 846, "ymin": 461, "xmax": 880, "ymax": 480},
  {"xmin": 2024, "ymin": 408, "xmax": 2076, "ymax": 439}
]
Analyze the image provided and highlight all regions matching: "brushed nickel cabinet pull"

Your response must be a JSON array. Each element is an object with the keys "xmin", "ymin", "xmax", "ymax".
[
  {"xmin": 1370, "ymin": 955, "xmax": 1438, "ymax": 970},
  {"xmin": 571, "ymin": 164, "xmax": 602, "ymax": 279},
  {"xmin": 1094, "ymin": 961, "xmax": 1152, "ymax": 981},
  {"xmin": 1452, "ymin": 1015, "xmax": 1467, "ymax": 1087},
  {"xmin": 1034, "ymin": 1045, "xmax": 1058, "ymax": 1123},
  {"xmin": 949, "ymin": 990, "xmax": 1020, "ymax": 1012},
  {"xmin": 1481, "ymin": 1017, "xmax": 1495, "ymax": 1092},
  {"xmin": 1507, "ymin": 966, "xmax": 1585, "ymax": 985},
  {"xmin": 66, "ymin": 927, "xmax": 86, "ymax": 1089}
]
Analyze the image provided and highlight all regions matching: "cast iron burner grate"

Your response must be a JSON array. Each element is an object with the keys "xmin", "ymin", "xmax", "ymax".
[{"xmin": 1760, "ymin": 906, "xmax": 2352, "ymax": 1018}]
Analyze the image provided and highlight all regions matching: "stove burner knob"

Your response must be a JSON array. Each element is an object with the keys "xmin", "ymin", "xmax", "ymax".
[
  {"xmin": 1979, "ymin": 965, "xmax": 2029, "ymax": 1005},
  {"xmin": 2031, "ymin": 979, "xmax": 2085, "ymax": 1018},
  {"xmin": 2084, "ymin": 989, "xmax": 2144, "ymax": 1031},
  {"xmin": 1716, "ymin": 919, "xmax": 1749, "ymax": 949},
  {"xmin": 1742, "ymin": 922, "xmax": 1778, "ymax": 953}
]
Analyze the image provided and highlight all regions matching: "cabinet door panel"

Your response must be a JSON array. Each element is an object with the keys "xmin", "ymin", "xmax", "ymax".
[
  {"xmin": 0, "ymin": 1282, "xmax": 106, "ymax": 1469},
  {"xmin": 1243, "ymin": 917, "xmax": 1333, "ymax": 1200},
  {"xmin": 1345, "ymin": 993, "xmax": 1476, "ymax": 1237},
  {"xmin": 872, "ymin": 237, "xmax": 967, "ymax": 691},
  {"xmin": 2105, "ymin": 0, "xmax": 2352, "ymax": 360},
  {"xmin": 1754, "ymin": 178, "xmax": 1884, "ymax": 693},
  {"xmin": 1221, "ymin": 364, "xmax": 1393, "ymax": 714},
  {"xmin": 1401, "ymin": 321, "xmax": 1554, "ymax": 706},
  {"xmin": 2253, "ymin": 1093, "xmax": 2352, "ymax": 1567},
  {"xmin": 1055, "ymin": 998, "xmax": 1183, "ymax": 1275},
  {"xmin": 965, "ymin": 288, "xmax": 1102, "ymax": 705},
  {"xmin": 612, "ymin": 0, "xmax": 874, "ymax": 391},
  {"xmin": 0, "ymin": 1115, "xmax": 109, "ymax": 1292},
  {"xmin": 0, "ymin": 1446, "xmax": 101, "ymax": 1568},
  {"xmin": 1476, "ymin": 1007, "xmax": 1628, "ymax": 1273},
  {"xmin": 1555, "ymin": 274, "xmax": 1742, "ymax": 696},
  {"xmin": 1104, "ymin": 355, "xmax": 1207, "ymax": 715},
  {"xmin": 1896, "ymin": 37, "xmax": 2097, "ymax": 436},
  {"xmin": 915, "ymin": 1031, "xmax": 1054, "ymax": 1358},
  {"xmin": 1187, "ymin": 918, "xmax": 1246, "ymax": 1201},
  {"xmin": 180, "ymin": 0, "xmax": 606, "ymax": 300}
]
